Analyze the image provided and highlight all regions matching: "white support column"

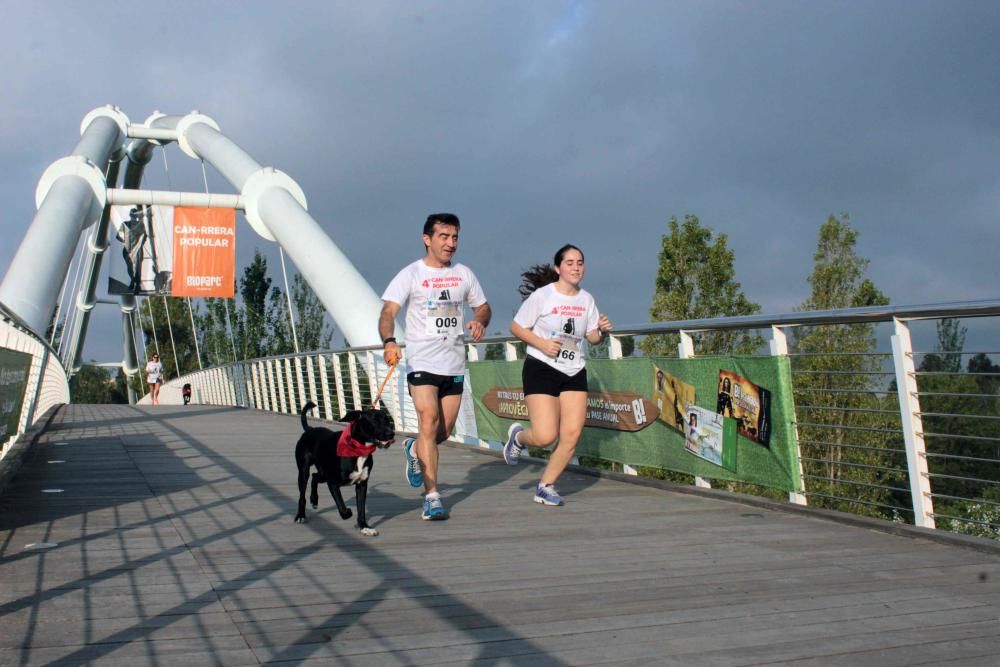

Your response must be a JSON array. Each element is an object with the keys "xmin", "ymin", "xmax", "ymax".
[
  {"xmin": 772, "ymin": 325, "xmax": 807, "ymax": 505},
  {"xmin": 678, "ymin": 330, "xmax": 710, "ymax": 488},
  {"xmin": 891, "ymin": 318, "xmax": 936, "ymax": 529},
  {"xmin": 318, "ymin": 354, "xmax": 333, "ymax": 420},
  {"xmin": 504, "ymin": 342, "xmax": 518, "ymax": 362},
  {"xmin": 181, "ymin": 117, "xmax": 397, "ymax": 348},
  {"xmin": 331, "ymin": 353, "xmax": 346, "ymax": 417}
]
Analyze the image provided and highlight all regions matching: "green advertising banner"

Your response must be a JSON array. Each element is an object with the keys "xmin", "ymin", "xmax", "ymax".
[
  {"xmin": 469, "ymin": 356, "xmax": 801, "ymax": 492},
  {"xmin": 0, "ymin": 349, "xmax": 32, "ymax": 441}
]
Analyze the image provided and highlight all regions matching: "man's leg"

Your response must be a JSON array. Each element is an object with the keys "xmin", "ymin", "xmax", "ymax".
[{"xmin": 410, "ymin": 385, "xmax": 443, "ymax": 494}]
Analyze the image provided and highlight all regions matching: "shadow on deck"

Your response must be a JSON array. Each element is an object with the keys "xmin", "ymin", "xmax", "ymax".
[{"xmin": 1, "ymin": 404, "xmax": 998, "ymax": 666}]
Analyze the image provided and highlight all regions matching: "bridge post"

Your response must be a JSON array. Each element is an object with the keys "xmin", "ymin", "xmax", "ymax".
[{"xmin": 891, "ymin": 318, "xmax": 936, "ymax": 529}]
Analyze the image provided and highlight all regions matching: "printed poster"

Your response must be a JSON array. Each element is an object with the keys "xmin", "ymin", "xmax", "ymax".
[
  {"xmin": 171, "ymin": 207, "xmax": 236, "ymax": 298},
  {"xmin": 652, "ymin": 364, "xmax": 696, "ymax": 433},
  {"xmin": 716, "ymin": 369, "xmax": 771, "ymax": 446},
  {"xmin": 684, "ymin": 404, "xmax": 737, "ymax": 470},
  {"xmin": 108, "ymin": 204, "xmax": 174, "ymax": 295},
  {"xmin": 0, "ymin": 349, "xmax": 32, "ymax": 441}
]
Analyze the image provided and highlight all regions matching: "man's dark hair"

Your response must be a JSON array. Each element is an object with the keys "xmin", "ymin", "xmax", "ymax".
[{"xmin": 423, "ymin": 213, "xmax": 461, "ymax": 236}]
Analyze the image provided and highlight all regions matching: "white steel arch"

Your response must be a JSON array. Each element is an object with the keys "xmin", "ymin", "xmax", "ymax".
[{"xmin": 0, "ymin": 107, "xmax": 401, "ymax": 395}]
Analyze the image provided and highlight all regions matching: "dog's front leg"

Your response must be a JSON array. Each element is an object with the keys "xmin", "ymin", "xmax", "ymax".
[
  {"xmin": 328, "ymin": 483, "xmax": 353, "ymax": 520},
  {"xmin": 354, "ymin": 480, "xmax": 378, "ymax": 536}
]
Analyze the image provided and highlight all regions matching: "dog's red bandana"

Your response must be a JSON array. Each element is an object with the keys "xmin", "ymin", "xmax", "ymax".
[{"xmin": 337, "ymin": 423, "xmax": 376, "ymax": 457}]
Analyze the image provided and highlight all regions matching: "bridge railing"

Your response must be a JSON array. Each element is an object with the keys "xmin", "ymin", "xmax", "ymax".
[
  {"xmin": 160, "ymin": 299, "xmax": 1000, "ymax": 538},
  {"xmin": 0, "ymin": 304, "xmax": 70, "ymax": 456}
]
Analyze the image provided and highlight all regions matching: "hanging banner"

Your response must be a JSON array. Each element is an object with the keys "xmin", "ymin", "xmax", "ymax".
[
  {"xmin": 469, "ymin": 357, "xmax": 800, "ymax": 492},
  {"xmin": 108, "ymin": 205, "xmax": 174, "ymax": 295},
  {"xmin": 1, "ymin": 349, "xmax": 32, "ymax": 441},
  {"xmin": 170, "ymin": 207, "xmax": 236, "ymax": 298}
]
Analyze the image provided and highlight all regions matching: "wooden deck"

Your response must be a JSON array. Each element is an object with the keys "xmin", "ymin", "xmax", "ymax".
[{"xmin": 1, "ymin": 404, "xmax": 998, "ymax": 666}]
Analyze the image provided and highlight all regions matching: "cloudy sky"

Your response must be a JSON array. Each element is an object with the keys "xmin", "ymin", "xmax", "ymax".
[{"xmin": 2, "ymin": 1, "xmax": 998, "ymax": 362}]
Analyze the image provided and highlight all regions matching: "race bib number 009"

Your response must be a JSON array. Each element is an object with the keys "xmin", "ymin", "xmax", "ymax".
[{"xmin": 426, "ymin": 300, "xmax": 463, "ymax": 336}]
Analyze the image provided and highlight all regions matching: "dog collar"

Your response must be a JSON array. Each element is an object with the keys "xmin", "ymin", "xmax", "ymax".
[{"xmin": 337, "ymin": 423, "xmax": 377, "ymax": 457}]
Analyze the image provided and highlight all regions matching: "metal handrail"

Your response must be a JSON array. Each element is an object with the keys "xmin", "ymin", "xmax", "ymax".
[{"xmin": 159, "ymin": 298, "xmax": 1000, "ymax": 540}]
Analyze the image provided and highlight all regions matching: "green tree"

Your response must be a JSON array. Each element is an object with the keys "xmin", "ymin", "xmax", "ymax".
[
  {"xmin": 639, "ymin": 215, "xmax": 763, "ymax": 356},
  {"xmin": 195, "ymin": 293, "xmax": 239, "ymax": 368},
  {"xmin": 285, "ymin": 273, "xmax": 334, "ymax": 352},
  {"xmin": 139, "ymin": 296, "xmax": 200, "ymax": 380},
  {"xmin": 232, "ymin": 250, "xmax": 287, "ymax": 358},
  {"xmin": 70, "ymin": 364, "xmax": 127, "ymax": 404},
  {"xmin": 917, "ymin": 319, "xmax": 1000, "ymax": 537},
  {"xmin": 791, "ymin": 215, "xmax": 900, "ymax": 519}
]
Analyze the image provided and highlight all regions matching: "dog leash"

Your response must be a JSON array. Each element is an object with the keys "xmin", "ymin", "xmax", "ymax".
[{"xmin": 371, "ymin": 361, "xmax": 398, "ymax": 408}]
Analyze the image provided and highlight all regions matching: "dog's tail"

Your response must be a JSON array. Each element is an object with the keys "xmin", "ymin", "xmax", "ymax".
[{"xmin": 301, "ymin": 401, "xmax": 316, "ymax": 432}]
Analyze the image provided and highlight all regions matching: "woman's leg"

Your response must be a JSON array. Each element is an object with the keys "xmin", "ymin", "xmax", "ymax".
[
  {"xmin": 518, "ymin": 394, "xmax": 560, "ymax": 448},
  {"xmin": 540, "ymin": 390, "xmax": 587, "ymax": 486}
]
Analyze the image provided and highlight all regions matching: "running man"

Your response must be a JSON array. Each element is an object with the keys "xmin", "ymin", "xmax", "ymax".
[{"xmin": 379, "ymin": 213, "xmax": 491, "ymax": 520}]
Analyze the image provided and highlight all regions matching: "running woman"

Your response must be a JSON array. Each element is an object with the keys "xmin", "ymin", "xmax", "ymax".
[
  {"xmin": 380, "ymin": 213, "xmax": 491, "ymax": 520},
  {"xmin": 145, "ymin": 353, "xmax": 163, "ymax": 405},
  {"xmin": 503, "ymin": 244, "xmax": 613, "ymax": 505}
]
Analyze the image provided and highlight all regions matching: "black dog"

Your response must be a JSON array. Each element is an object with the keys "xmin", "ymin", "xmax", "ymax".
[{"xmin": 294, "ymin": 400, "xmax": 395, "ymax": 536}]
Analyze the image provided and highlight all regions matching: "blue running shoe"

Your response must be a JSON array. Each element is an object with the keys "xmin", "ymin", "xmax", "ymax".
[
  {"xmin": 422, "ymin": 495, "xmax": 448, "ymax": 521},
  {"xmin": 533, "ymin": 483, "xmax": 563, "ymax": 506},
  {"xmin": 503, "ymin": 423, "xmax": 525, "ymax": 465},
  {"xmin": 403, "ymin": 438, "xmax": 423, "ymax": 488}
]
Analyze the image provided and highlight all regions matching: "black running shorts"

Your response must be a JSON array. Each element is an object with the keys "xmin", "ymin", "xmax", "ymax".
[
  {"xmin": 407, "ymin": 371, "xmax": 465, "ymax": 398},
  {"xmin": 522, "ymin": 355, "xmax": 588, "ymax": 397}
]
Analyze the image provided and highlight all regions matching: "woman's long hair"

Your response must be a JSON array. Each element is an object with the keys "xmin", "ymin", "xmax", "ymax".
[{"xmin": 517, "ymin": 244, "xmax": 584, "ymax": 300}]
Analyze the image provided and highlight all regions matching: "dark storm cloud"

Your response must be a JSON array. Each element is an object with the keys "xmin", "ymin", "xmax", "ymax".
[{"xmin": 1, "ymin": 1, "xmax": 998, "ymax": 361}]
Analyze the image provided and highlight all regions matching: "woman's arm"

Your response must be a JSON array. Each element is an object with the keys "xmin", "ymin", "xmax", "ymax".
[{"xmin": 511, "ymin": 321, "xmax": 561, "ymax": 358}]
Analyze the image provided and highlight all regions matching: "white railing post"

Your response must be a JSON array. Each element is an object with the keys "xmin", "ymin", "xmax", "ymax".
[
  {"xmin": 891, "ymin": 318, "xmax": 936, "ymax": 529},
  {"xmin": 294, "ymin": 356, "xmax": 307, "ymax": 412},
  {"xmin": 608, "ymin": 334, "xmax": 623, "ymax": 360},
  {"xmin": 772, "ymin": 325, "xmax": 808, "ymax": 505},
  {"xmin": 305, "ymin": 355, "xmax": 318, "ymax": 410},
  {"xmin": 678, "ymin": 330, "xmax": 709, "ymax": 487},
  {"xmin": 318, "ymin": 354, "xmax": 333, "ymax": 420},
  {"xmin": 266, "ymin": 360, "xmax": 279, "ymax": 414},
  {"xmin": 331, "ymin": 352, "xmax": 346, "ymax": 417},
  {"xmin": 346, "ymin": 352, "xmax": 362, "ymax": 412},
  {"xmin": 280, "ymin": 358, "xmax": 292, "ymax": 413}
]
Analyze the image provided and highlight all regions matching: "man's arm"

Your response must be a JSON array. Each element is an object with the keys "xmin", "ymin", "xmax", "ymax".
[
  {"xmin": 380, "ymin": 301, "xmax": 401, "ymax": 364},
  {"xmin": 466, "ymin": 302, "xmax": 492, "ymax": 342}
]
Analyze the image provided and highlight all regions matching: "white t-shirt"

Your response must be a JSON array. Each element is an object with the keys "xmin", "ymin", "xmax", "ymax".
[
  {"xmin": 382, "ymin": 259, "xmax": 488, "ymax": 376},
  {"xmin": 514, "ymin": 283, "xmax": 599, "ymax": 376},
  {"xmin": 145, "ymin": 361, "xmax": 163, "ymax": 383}
]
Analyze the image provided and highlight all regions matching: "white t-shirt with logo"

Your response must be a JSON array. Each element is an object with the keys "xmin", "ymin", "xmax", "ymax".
[
  {"xmin": 382, "ymin": 259, "xmax": 488, "ymax": 376},
  {"xmin": 145, "ymin": 360, "xmax": 163, "ymax": 384},
  {"xmin": 514, "ymin": 283, "xmax": 599, "ymax": 376}
]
